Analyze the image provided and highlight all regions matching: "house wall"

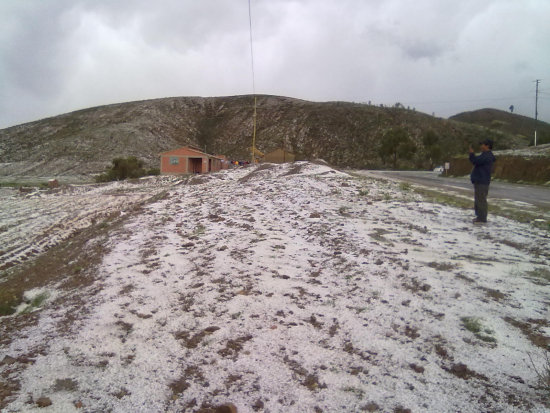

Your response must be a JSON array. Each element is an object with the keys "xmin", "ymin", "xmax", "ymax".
[
  {"xmin": 264, "ymin": 149, "xmax": 295, "ymax": 163},
  {"xmin": 161, "ymin": 155, "xmax": 189, "ymax": 174},
  {"xmin": 160, "ymin": 147, "xmax": 227, "ymax": 174},
  {"xmin": 210, "ymin": 158, "xmax": 224, "ymax": 172}
]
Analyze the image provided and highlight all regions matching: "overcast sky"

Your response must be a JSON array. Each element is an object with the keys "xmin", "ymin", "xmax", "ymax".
[{"xmin": 1, "ymin": 0, "xmax": 549, "ymax": 129}]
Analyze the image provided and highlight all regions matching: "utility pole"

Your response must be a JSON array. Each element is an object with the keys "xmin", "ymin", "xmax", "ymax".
[
  {"xmin": 248, "ymin": 0, "xmax": 257, "ymax": 165},
  {"xmin": 534, "ymin": 79, "xmax": 540, "ymax": 146}
]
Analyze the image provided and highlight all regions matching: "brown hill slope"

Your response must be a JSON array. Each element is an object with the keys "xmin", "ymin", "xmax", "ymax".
[
  {"xmin": 450, "ymin": 108, "xmax": 550, "ymax": 145},
  {"xmin": 0, "ymin": 95, "xmax": 527, "ymax": 181}
]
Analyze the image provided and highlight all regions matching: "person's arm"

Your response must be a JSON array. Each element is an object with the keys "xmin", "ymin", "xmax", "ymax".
[{"xmin": 469, "ymin": 151, "xmax": 490, "ymax": 166}]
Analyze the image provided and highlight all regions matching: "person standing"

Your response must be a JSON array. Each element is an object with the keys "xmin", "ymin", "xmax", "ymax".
[{"xmin": 469, "ymin": 139, "xmax": 496, "ymax": 224}]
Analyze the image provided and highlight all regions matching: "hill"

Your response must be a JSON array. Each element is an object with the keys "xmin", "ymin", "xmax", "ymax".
[
  {"xmin": 450, "ymin": 108, "xmax": 550, "ymax": 145},
  {"xmin": 1, "ymin": 163, "xmax": 548, "ymax": 411},
  {"xmin": 0, "ymin": 95, "xmax": 527, "ymax": 182}
]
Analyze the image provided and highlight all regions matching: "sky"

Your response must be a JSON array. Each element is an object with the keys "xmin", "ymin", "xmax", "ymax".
[{"xmin": 0, "ymin": 0, "xmax": 549, "ymax": 129}]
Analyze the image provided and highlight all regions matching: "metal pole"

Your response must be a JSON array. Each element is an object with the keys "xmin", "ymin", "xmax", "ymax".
[
  {"xmin": 248, "ymin": 0, "xmax": 257, "ymax": 164},
  {"xmin": 534, "ymin": 79, "xmax": 540, "ymax": 146},
  {"xmin": 251, "ymin": 96, "xmax": 257, "ymax": 164}
]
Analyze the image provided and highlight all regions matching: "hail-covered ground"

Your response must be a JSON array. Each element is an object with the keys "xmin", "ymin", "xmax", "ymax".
[{"xmin": 1, "ymin": 162, "xmax": 549, "ymax": 413}]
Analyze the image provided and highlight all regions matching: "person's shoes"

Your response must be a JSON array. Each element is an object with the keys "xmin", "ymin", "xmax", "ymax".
[{"xmin": 473, "ymin": 218, "xmax": 487, "ymax": 224}]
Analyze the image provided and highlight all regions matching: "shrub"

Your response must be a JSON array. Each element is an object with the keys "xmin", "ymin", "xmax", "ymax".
[
  {"xmin": 528, "ymin": 350, "xmax": 550, "ymax": 394},
  {"xmin": 96, "ymin": 157, "xmax": 152, "ymax": 182},
  {"xmin": 20, "ymin": 291, "xmax": 49, "ymax": 314},
  {"xmin": 399, "ymin": 182, "xmax": 411, "ymax": 191},
  {"xmin": 0, "ymin": 288, "xmax": 22, "ymax": 316},
  {"xmin": 461, "ymin": 316, "xmax": 496, "ymax": 343}
]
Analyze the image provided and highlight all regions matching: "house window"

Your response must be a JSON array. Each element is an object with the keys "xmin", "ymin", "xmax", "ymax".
[{"xmin": 170, "ymin": 156, "xmax": 179, "ymax": 165}]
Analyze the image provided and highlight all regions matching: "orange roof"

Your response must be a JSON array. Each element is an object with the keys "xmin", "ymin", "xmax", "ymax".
[
  {"xmin": 160, "ymin": 146, "xmax": 205, "ymax": 156},
  {"xmin": 160, "ymin": 146, "xmax": 226, "ymax": 160}
]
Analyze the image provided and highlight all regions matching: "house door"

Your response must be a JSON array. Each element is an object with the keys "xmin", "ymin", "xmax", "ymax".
[{"xmin": 189, "ymin": 158, "xmax": 203, "ymax": 173}]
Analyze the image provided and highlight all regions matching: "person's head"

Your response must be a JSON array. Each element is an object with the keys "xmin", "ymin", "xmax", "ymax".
[{"xmin": 479, "ymin": 139, "xmax": 493, "ymax": 152}]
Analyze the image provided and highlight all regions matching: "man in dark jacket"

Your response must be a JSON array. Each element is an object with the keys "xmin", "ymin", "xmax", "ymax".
[{"xmin": 469, "ymin": 139, "xmax": 496, "ymax": 224}]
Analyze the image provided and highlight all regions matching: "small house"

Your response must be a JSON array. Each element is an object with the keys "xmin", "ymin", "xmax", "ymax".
[
  {"xmin": 264, "ymin": 149, "xmax": 295, "ymax": 163},
  {"xmin": 160, "ymin": 147, "xmax": 227, "ymax": 175}
]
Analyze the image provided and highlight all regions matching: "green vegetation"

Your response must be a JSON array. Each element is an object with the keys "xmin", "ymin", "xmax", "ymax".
[
  {"xmin": 96, "ymin": 157, "xmax": 158, "ymax": 182},
  {"xmin": 451, "ymin": 108, "xmax": 550, "ymax": 148},
  {"xmin": 427, "ymin": 261, "xmax": 457, "ymax": 271},
  {"xmin": 410, "ymin": 186, "xmax": 549, "ymax": 231},
  {"xmin": 461, "ymin": 316, "xmax": 496, "ymax": 343},
  {"xmin": 530, "ymin": 131, "xmax": 550, "ymax": 146},
  {"xmin": 193, "ymin": 224, "xmax": 206, "ymax": 236},
  {"xmin": 461, "ymin": 316, "xmax": 482, "ymax": 333},
  {"xmin": 525, "ymin": 267, "xmax": 550, "ymax": 284},
  {"xmin": 378, "ymin": 127, "xmax": 417, "ymax": 169},
  {"xmin": 528, "ymin": 350, "xmax": 550, "ymax": 394},
  {"xmin": 0, "ymin": 288, "xmax": 21, "ymax": 316},
  {"xmin": 338, "ymin": 206, "xmax": 349, "ymax": 215},
  {"xmin": 422, "ymin": 130, "xmax": 442, "ymax": 169},
  {"xmin": 2, "ymin": 96, "xmax": 536, "ymax": 177},
  {"xmin": 341, "ymin": 386, "xmax": 365, "ymax": 399},
  {"xmin": 0, "ymin": 181, "xmax": 49, "ymax": 188},
  {"xmin": 20, "ymin": 291, "xmax": 49, "ymax": 314}
]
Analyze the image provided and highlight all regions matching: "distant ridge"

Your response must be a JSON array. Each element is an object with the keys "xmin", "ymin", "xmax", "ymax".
[
  {"xmin": 0, "ymin": 95, "xmax": 527, "ymax": 181},
  {"xmin": 450, "ymin": 108, "xmax": 550, "ymax": 144}
]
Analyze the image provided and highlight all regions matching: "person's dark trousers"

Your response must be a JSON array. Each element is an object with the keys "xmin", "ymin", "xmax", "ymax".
[{"xmin": 474, "ymin": 184, "xmax": 489, "ymax": 222}]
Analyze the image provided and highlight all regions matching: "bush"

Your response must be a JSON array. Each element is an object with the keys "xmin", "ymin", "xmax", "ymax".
[
  {"xmin": 0, "ymin": 288, "xmax": 22, "ymax": 316},
  {"xmin": 96, "ymin": 157, "xmax": 156, "ymax": 182},
  {"xmin": 528, "ymin": 350, "xmax": 550, "ymax": 394}
]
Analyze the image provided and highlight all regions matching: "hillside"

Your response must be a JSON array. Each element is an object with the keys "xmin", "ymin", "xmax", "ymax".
[
  {"xmin": 450, "ymin": 108, "xmax": 550, "ymax": 145},
  {"xmin": 0, "ymin": 95, "xmax": 527, "ymax": 182},
  {"xmin": 1, "ymin": 163, "xmax": 549, "ymax": 411}
]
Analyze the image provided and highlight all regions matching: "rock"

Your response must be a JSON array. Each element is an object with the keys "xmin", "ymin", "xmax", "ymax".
[
  {"xmin": 252, "ymin": 399, "xmax": 264, "ymax": 411},
  {"xmin": 213, "ymin": 404, "xmax": 238, "ymax": 413},
  {"xmin": 363, "ymin": 402, "xmax": 380, "ymax": 412},
  {"xmin": 0, "ymin": 355, "xmax": 16, "ymax": 365},
  {"xmin": 204, "ymin": 326, "xmax": 220, "ymax": 333},
  {"xmin": 409, "ymin": 363, "xmax": 425, "ymax": 373},
  {"xmin": 36, "ymin": 397, "xmax": 52, "ymax": 407}
]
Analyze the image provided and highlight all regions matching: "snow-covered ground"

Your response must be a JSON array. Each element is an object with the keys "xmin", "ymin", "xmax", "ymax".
[
  {"xmin": 0, "ymin": 177, "xmax": 176, "ymax": 271},
  {"xmin": 495, "ymin": 143, "xmax": 550, "ymax": 158},
  {"xmin": 1, "ymin": 162, "xmax": 549, "ymax": 412}
]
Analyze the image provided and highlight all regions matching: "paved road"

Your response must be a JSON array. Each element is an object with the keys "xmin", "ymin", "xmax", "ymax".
[{"xmin": 354, "ymin": 170, "xmax": 550, "ymax": 209}]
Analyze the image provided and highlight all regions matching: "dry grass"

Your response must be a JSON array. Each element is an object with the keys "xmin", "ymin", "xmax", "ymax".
[{"xmin": 528, "ymin": 350, "xmax": 550, "ymax": 394}]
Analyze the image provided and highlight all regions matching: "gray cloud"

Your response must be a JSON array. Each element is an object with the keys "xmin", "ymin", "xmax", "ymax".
[{"xmin": 0, "ymin": 0, "xmax": 548, "ymax": 128}]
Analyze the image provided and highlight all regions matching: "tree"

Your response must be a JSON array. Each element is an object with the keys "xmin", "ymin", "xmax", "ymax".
[
  {"xmin": 96, "ymin": 156, "xmax": 147, "ymax": 182},
  {"xmin": 422, "ymin": 130, "xmax": 442, "ymax": 169},
  {"xmin": 378, "ymin": 127, "xmax": 416, "ymax": 169}
]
